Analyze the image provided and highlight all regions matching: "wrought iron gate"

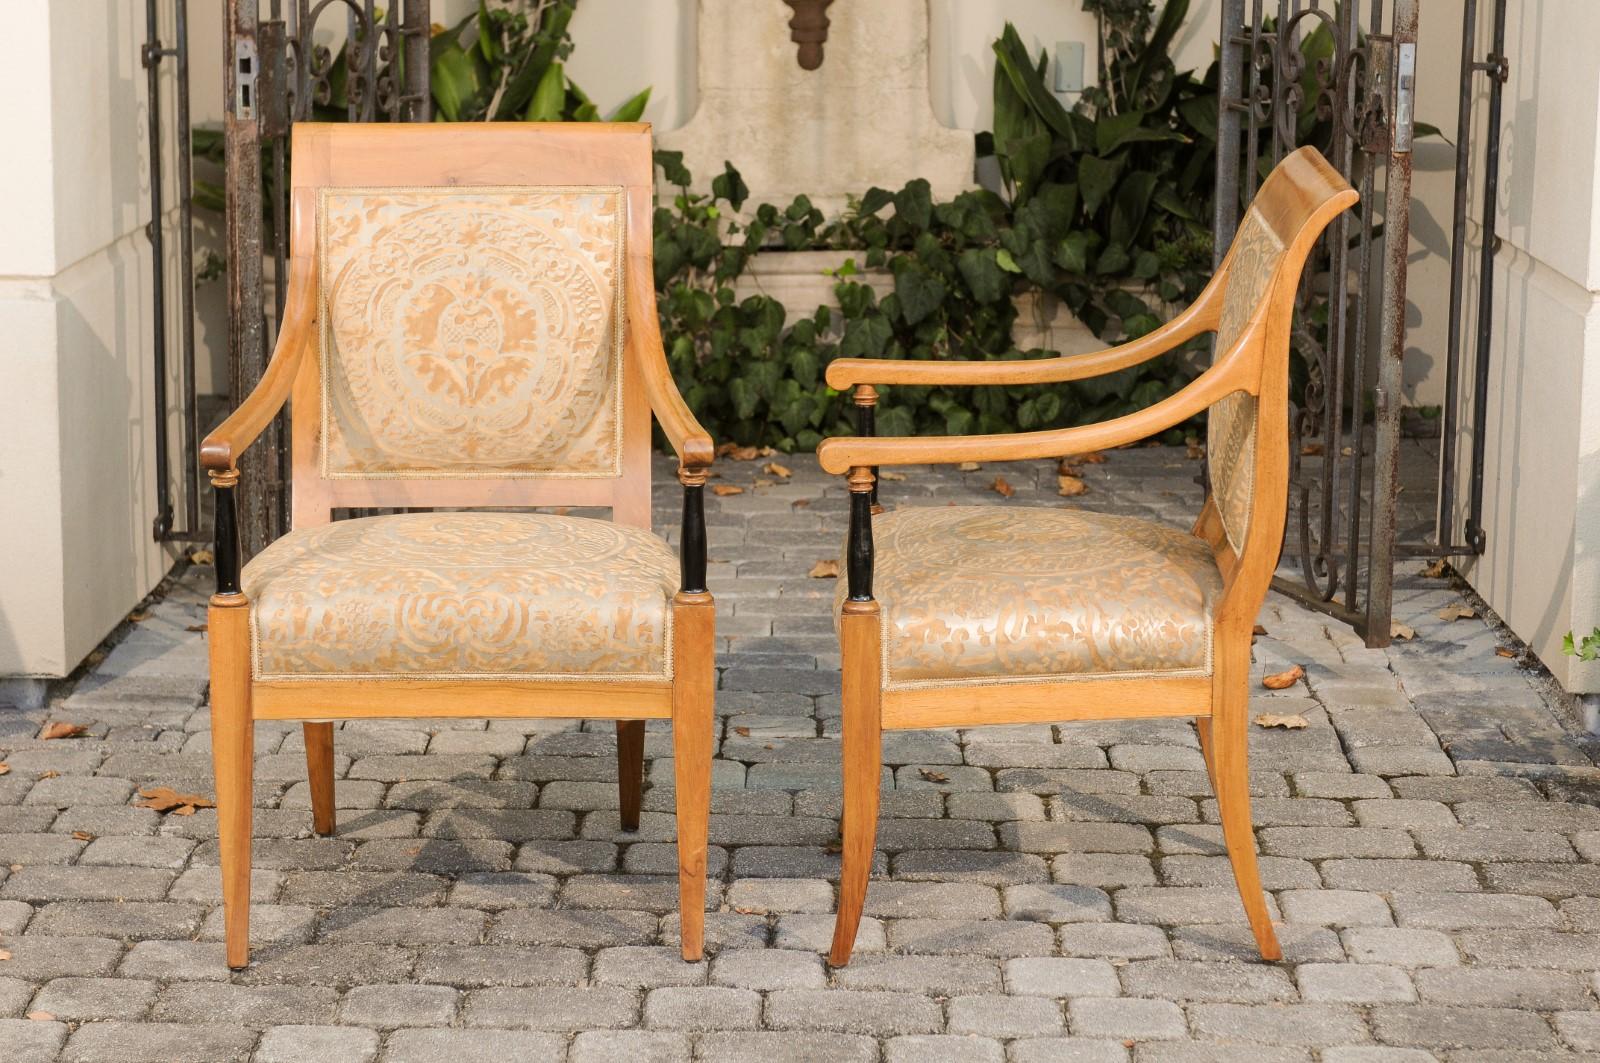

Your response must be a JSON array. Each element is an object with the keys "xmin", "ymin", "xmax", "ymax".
[
  {"xmin": 1214, "ymin": 0, "xmax": 1507, "ymax": 647},
  {"xmin": 223, "ymin": 0, "xmax": 431, "ymax": 557}
]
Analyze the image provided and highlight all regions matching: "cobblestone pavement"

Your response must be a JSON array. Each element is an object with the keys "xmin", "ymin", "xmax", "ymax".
[{"xmin": 4, "ymin": 445, "xmax": 1599, "ymax": 1062}]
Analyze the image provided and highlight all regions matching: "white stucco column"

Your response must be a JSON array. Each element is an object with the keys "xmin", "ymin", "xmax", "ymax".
[{"xmin": 0, "ymin": 1, "xmax": 180, "ymax": 693}]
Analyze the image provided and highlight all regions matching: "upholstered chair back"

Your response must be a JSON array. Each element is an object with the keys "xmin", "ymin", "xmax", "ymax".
[
  {"xmin": 1207, "ymin": 204, "xmax": 1287, "ymax": 555},
  {"xmin": 285, "ymin": 125, "xmax": 657, "ymax": 529}
]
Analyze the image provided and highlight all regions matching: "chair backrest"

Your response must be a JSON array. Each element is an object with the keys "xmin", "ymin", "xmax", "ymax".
[
  {"xmin": 1206, "ymin": 146, "xmax": 1356, "ymax": 559},
  {"xmin": 284, "ymin": 123, "xmax": 658, "ymax": 530}
]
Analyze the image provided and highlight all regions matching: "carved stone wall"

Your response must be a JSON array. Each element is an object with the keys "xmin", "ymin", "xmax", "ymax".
[{"xmin": 658, "ymin": 0, "xmax": 974, "ymax": 215}]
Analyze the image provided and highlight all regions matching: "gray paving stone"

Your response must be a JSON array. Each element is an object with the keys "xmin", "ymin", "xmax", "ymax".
[
  {"xmin": 340, "ymin": 983, "xmax": 459, "ymax": 1027},
  {"xmin": 1341, "ymin": 927, "xmax": 1461, "ymax": 967},
  {"xmin": 382, "ymin": 1028, "xmax": 565, "ymax": 1063},
  {"xmin": 642, "ymin": 985, "xmax": 760, "ymax": 1029},
  {"xmin": 60, "ymin": 1020, "xmax": 256, "ymax": 1062},
  {"xmin": 947, "ymin": 993, "xmax": 1063, "ymax": 1037},
  {"xmin": 695, "ymin": 1031, "xmax": 877, "ymax": 1063},
  {"xmin": 152, "ymin": 981, "xmax": 340, "ymax": 1026},
  {"xmin": 0, "ymin": 1017, "xmax": 67, "ymax": 1063},
  {"xmin": 463, "ymin": 986, "xmax": 638, "ymax": 1030},
  {"xmin": 709, "ymin": 947, "xmax": 825, "ymax": 990},
  {"xmin": 886, "ymin": 1034, "xmax": 1005, "ymax": 1063},
  {"xmin": 831, "ymin": 954, "xmax": 1000, "ymax": 995},
  {"xmin": 569, "ymin": 1030, "xmax": 690, "ymax": 1063},
  {"xmin": 593, "ymin": 945, "xmax": 707, "ymax": 988},
  {"xmin": 1007, "ymin": 1040, "xmax": 1132, "ymax": 1063},
  {"xmin": 1297, "ymin": 962, "xmax": 1416, "ymax": 1003},
  {"xmin": 1120, "ymin": 959, "xmax": 1297, "ymax": 1003},
  {"xmin": 31, "ymin": 976, "xmax": 157, "ymax": 1021},
  {"xmin": 887, "ymin": 917, "xmax": 1056, "ymax": 957},
  {"xmin": 1069, "ymin": 996, "xmax": 1186, "ymax": 1040},
  {"xmin": 1278, "ymin": 889, "xmax": 1394, "ymax": 928},
  {"xmin": 1369, "ymin": 1005, "xmax": 1555, "ymax": 1050},
  {"xmin": 256, "ymin": 1025, "xmax": 378, "ymax": 1063},
  {"xmin": 764, "ymin": 988, "xmax": 942, "ymax": 1036},
  {"xmin": 1412, "ymin": 966, "xmax": 1592, "ymax": 1009},
  {"xmin": 1187, "ymin": 1002, "xmax": 1369, "ymax": 1047},
  {"xmin": 1004, "ymin": 957, "xmax": 1119, "ymax": 997},
  {"xmin": 1388, "ymin": 891, "xmax": 1558, "ymax": 929}
]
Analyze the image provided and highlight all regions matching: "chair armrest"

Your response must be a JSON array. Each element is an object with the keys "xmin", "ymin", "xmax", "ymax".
[
  {"xmin": 630, "ymin": 285, "xmax": 715, "ymax": 469},
  {"xmin": 823, "ymin": 284, "xmax": 1219, "ymax": 390},
  {"xmin": 816, "ymin": 321, "xmax": 1256, "ymax": 475},
  {"xmin": 200, "ymin": 261, "xmax": 315, "ymax": 472}
]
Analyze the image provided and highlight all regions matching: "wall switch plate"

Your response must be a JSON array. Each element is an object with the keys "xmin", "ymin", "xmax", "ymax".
[{"xmin": 1054, "ymin": 41, "xmax": 1085, "ymax": 93}]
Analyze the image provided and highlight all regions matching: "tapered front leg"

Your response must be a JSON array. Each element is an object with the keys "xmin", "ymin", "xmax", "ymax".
[
  {"xmin": 1211, "ymin": 645, "xmax": 1281, "ymax": 962},
  {"xmin": 671, "ymin": 591, "xmax": 715, "ymax": 962},
  {"xmin": 208, "ymin": 593, "xmax": 255, "ymax": 969},
  {"xmin": 829, "ymin": 603, "xmax": 883, "ymax": 967}
]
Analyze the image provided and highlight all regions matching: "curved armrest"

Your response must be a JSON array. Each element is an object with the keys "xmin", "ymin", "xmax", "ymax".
[
  {"xmin": 629, "ymin": 284, "xmax": 715, "ymax": 468},
  {"xmin": 823, "ymin": 282, "xmax": 1220, "ymax": 390},
  {"xmin": 200, "ymin": 262, "xmax": 315, "ymax": 472},
  {"xmin": 816, "ymin": 319, "xmax": 1258, "ymax": 475}
]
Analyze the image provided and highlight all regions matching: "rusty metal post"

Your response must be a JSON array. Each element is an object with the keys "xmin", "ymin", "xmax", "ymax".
[
  {"xmin": 224, "ymin": 0, "xmax": 279, "ymax": 558},
  {"xmin": 1364, "ymin": 0, "xmax": 1421, "ymax": 647}
]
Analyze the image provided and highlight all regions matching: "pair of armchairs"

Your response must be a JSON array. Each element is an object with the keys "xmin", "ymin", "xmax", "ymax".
[{"xmin": 201, "ymin": 124, "xmax": 1354, "ymax": 969}]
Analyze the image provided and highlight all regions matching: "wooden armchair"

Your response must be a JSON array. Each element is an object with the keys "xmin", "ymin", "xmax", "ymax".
[
  {"xmin": 818, "ymin": 147, "xmax": 1357, "ymax": 965},
  {"xmin": 199, "ymin": 123, "xmax": 716, "ymax": 968}
]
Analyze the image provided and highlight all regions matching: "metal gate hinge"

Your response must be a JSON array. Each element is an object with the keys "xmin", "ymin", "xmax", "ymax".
[
  {"xmin": 1393, "ymin": 43, "xmax": 1417, "ymax": 153},
  {"xmin": 234, "ymin": 38, "xmax": 257, "ymax": 120}
]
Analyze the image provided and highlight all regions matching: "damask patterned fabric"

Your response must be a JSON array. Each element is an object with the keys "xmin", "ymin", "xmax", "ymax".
[
  {"xmin": 318, "ymin": 186, "xmax": 626, "ymax": 479},
  {"xmin": 1208, "ymin": 206, "xmax": 1285, "ymax": 554},
  {"xmin": 839, "ymin": 506, "xmax": 1222, "ymax": 688},
  {"xmin": 242, "ymin": 513, "xmax": 678, "ymax": 681}
]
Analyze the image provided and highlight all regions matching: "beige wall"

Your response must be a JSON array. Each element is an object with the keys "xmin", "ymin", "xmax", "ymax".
[
  {"xmin": 1430, "ymin": 0, "xmax": 1600, "ymax": 690},
  {"xmin": 0, "ymin": 0, "xmax": 183, "ymax": 678}
]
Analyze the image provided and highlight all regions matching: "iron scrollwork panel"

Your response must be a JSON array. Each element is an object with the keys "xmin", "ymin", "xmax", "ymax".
[{"xmin": 1216, "ymin": 0, "xmax": 1417, "ymax": 647}]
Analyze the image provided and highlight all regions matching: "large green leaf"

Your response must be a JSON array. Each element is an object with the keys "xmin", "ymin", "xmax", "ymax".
[
  {"xmin": 429, "ymin": 37, "xmax": 479, "ymax": 123},
  {"xmin": 893, "ymin": 179, "xmax": 934, "ymax": 230},
  {"xmin": 605, "ymin": 86, "xmax": 652, "ymax": 122},
  {"xmin": 525, "ymin": 61, "xmax": 567, "ymax": 121},
  {"xmin": 992, "ymin": 23, "xmax": 1077, "ymax": 145},
  {"xmin": 712, "ymin": 162, "xmax": 750, "ymax": 211},
  {"xmin": 895, "ymin": 267, "xmax": 947, "ymax": 326},
  {"xmin": 1110, "ymin": 171, "xmax": 1158, "ymax": 247},
  {"xmin": 654, "ymin": 149, "xmax": 691, "ymax": 187},
  {"xmin": 957, "ymin": 248, "xmax": 1009, "ymax": 304},
  {"xmin": 1078, "ymin": 155, "xmax": 1123, "ymax": 216},
  {"xmin": 494, "ymin": 1, "xmax": 574, "ymax": 119}
]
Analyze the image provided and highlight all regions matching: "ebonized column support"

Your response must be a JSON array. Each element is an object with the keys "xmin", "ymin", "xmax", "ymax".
[
  {"xmin": 678, "ymin": 466, "xmax": 709, "ymax": 596},
  {"xmin": 212, "ymin": 467, "xmax": 243, "ymax": 597},
  {"xmin": 853, "ymin": 384, "xmax": 882, "ymax": 513},
  {"xmin": 845, "ymin": 466, "xmax": 876, "ymax": 604}
]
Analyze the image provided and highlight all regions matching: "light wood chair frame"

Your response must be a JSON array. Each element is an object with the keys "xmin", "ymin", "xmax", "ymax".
[
  {"xmin": 200, "ymin": 123, "xmax": 716, "ymax": 968},
  {"xmin": 816, "ymin": 148, "xmax": 1357, "ymax": 965}
]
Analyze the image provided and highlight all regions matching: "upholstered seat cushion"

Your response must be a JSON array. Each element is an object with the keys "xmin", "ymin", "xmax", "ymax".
[
  {"xmin": 242, "ymin": 512, "xmax": 678, "ymax": 681},
  {"xmin": 844, "ymin": 506, "xmax": 1222, "ymax": 688}
]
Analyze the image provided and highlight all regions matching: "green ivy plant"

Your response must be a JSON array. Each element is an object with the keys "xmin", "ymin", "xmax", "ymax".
[
  {"xmin": 1566, "ymin": 629, "xmax": 1600, "ymax": 663},
  {"xmin": 650, "ymin": 5, "xmax": 1216, "ymax": 451}
]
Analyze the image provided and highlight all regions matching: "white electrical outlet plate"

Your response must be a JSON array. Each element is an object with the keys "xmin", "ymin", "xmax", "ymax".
[{"xmin": 1055, "ymin": 41, "xmax": 1085, "ymax": 93}]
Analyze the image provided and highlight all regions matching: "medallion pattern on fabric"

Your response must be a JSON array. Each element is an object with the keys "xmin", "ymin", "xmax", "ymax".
[
  {"xmin": 1209, "ymin": 206, "xmax": 1284, "ymax": 554},
  {"xmin": 242, "ymin": 513, "xmax": 677, "ymax": 680},
  {"xmin": 317, "ymin": 186, "xmax": 626, "ymax": 478},
  {"xmin": 836, "ymin": 506, "xmax": 1222, "ymax": 688}
]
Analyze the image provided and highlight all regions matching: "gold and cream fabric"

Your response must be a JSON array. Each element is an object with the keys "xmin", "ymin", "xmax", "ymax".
[
  {"xmin": 242, "ymin": 512, "xmax": 678, "ymax": 681},
  {"xmin": 840, "ymin": 506, "xmax": 1222, "ymax": 688},
  {"xmin": 317, "ymin": 186, "xmax": 626, "ymax": 479},
  {"xmin": 1208, "ymin": 205, "xmax": 1284, "ymax": 554}
]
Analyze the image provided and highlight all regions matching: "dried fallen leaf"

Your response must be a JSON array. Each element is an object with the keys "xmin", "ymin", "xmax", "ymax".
[
  {"xmin": 716, "ymin": 443, "xmax": 761, "ymax": 461},
  {"xmin": 1072, "ymin": 451, "xmax": 1107, "ymax": 465},
  {"xmin": 1261, "ymin": 664, "xmax": 1306, "ymax": 690},
  {"xmin": 128, "ymin": 609, "xmax": 150, "ymax": 623},
  {"xmin": 732, "ymin": 906, "xmax": 766, "ymax": 916},
  {"xmin": 1057, "ymin": 475, "xmax": 1088, "ymax": 497},
  {"xmin": 753, "ymin": 478, "xmax": 775, "ymax": 489},
  {"xmin": 134, "ymin": 786, "xmax": 216, "ymax": 815},
  {"xmin": 763, "ymin": 461, "xmax": 792, "ymax": 479},
  {"xmin": 958, "ymin": 461, "xmax": 981, "ymax": 472},
  {"xmin": 825, "ymin": 839, "xmax": 843, "ymax": 854},
  {"xmin": 917, "ymin": 768, "xmax": 950, "ymax": 783},
  {"xmin": 185, "ymin": 624, "xmax": 208, "ymax": 633},
  {"xmin": 1495, "ymin": 646, "xmax": 1516, "ymax": 659},
  {"xmin": 1391, "ymin": 622, "xmax": 1416, "ymax": 641},
  {"xmin": 70, "ymin": 831, "xmax": 94, "ymax": 842},
  {"xmin": 37, "ymin": 770, "xmax": 59, "ymax": 780},
  {"xmin": 991, "ymin": 476, "xmax": 1015, "ymax": 498},
  {"xmin": 1252, "ymin": 624, "xmax": 1269, "ymax": 637},
  {"xmin": 1301, "ymin": 442, "xmax": 1325, "ymax": 457},
  {"xmin": 0, "ymin": 949, "xmax": 11, "ymax": 961},
  {"xmin": 711, "ymin": 484, "xmax": 745, "ymax": 497},
  {"xmin": 1254, "ymin": 713, "xmax": 1310, "ymax": 730},
  {"xmin": 808, "ymin": 559, "xmax": 840, "ymax": 579},
  {"xmin": 790, "ymin": 498, "xmax": 811, "ymax": 509},
  {"xmin": 733, "ymin": 727, "xmax": 751, "ymax": 738},
  {"xmin": 0, "ymin": 763, "xmax": 8, "ymax": 776},
  {"xmin": 188, "ymin": 548, "xmax": 214, "ymax": 565},
  {"xmin": 1186, "ymin": 439, "xmax": 1204, "ymax": 460},
  {"xmin": 40, "ymin": 722, "xmax": 89, "ymax": 740},
  {"xmin": 26, "ymin": 1011, "xmax": 55, "ymax": 1021},
  {"xmin": 1420, "ymin": 559, "xmax": 1450, "ymax": 578},
  {"xmin": 878, "ymin": 469, "xmax": 907, "ymax": 482},
  {"xmin": 1437, "ymin": 604, "xmax": 1478, "ymax": 622}
]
